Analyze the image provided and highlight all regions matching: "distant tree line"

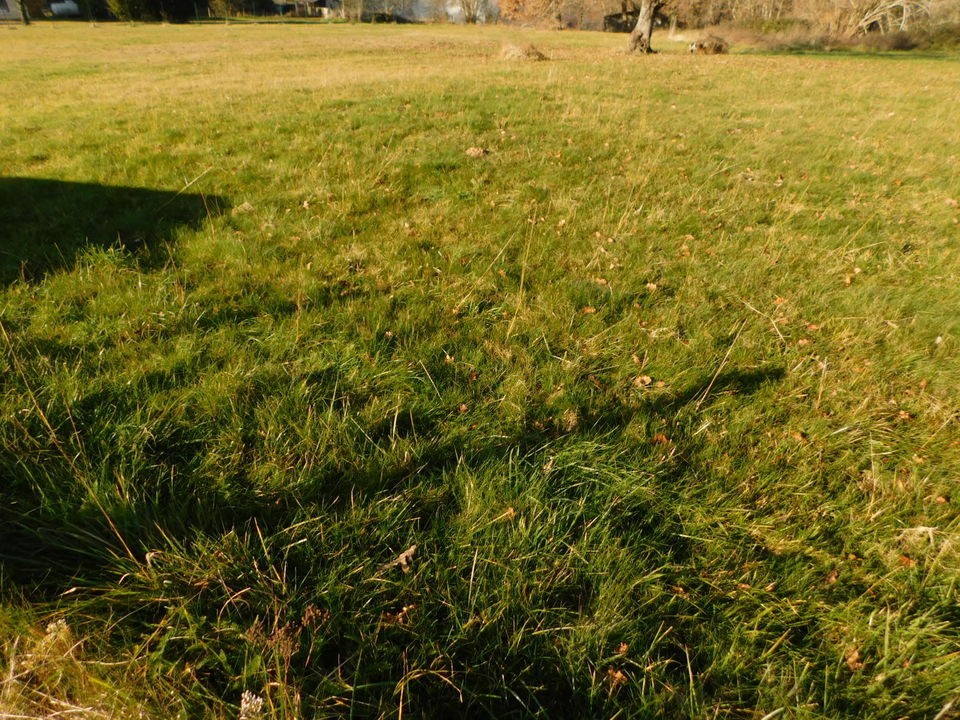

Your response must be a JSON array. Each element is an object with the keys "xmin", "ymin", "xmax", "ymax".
[
  {"xmin": 37, "ymin": 0, "xmax": 478, "ymax": 23},
  {"xmin": 19, "ymin": 0, "xmax": 960, "ymax": 36},
  {"xmin": 99, "ymin": 0, "xmax": 276, "ymax": 20},
  {"xmin": 664, "ymin": 0, "xmax": 958, "ymax": 36},
  {"xmin": 47, "ymin": 0, "xmax": 302, "ymax": 21},
  {"xmin": 503, "ymin": 0, "xmax": 959, "ymax": 36}
]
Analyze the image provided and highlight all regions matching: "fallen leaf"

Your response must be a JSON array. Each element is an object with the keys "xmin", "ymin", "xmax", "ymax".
[
  {"xmin": 498, "ymin": 507, "xmax": 517, "ymax": 522},
  {"xmin": 378, "ymin": 545, "xmax": 417, "ymax": 575},
  {"xmin": 231, "ymin": 201, "xmax": 255, "ymax": 216},
  {"xmin": 634, "ymin": 375, "xmax": 653, "ymax": 387},
  {"xmin": 606, "ymin": 667, "xmax": 628, "ymax": 691},
  {"xmin": 582, "ymin": 306, "xmax": 597, "ymax": 314},
  {"xmin": 946, "ymin": 198, "xmax": 959, "ymax": 208},
  {"xmin": 846, "ymin": 648, "xmax": 864, "ymax": 672},
  {"xmin": 844, "ymin": 267, "xmax": 862, "ymax": 285},
  {"xmin": 616, "ymin": 642, "xmax": 629, "ymax": 655},
  {"xmin": 465, "ymin": 146, "xmax": 488, "ymax": 158},
  {"xmin": 826, "ymin": 569, "xmax": 839, "ymax": 584},
  {"xmin": 382, "ymin": 603, "xmax": 417, "ymax": 626},
  {"xmin": 651, "ymin": 433, "xmax": 670, "ymax": 445},
  {"xmin": 898, "ymin": 554, "xmax": 916, "ymax": 568}
]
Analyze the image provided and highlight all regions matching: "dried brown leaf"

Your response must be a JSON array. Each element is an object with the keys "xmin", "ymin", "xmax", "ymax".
[
  {"xmin": 846, "ymin": 648, "xmax": 864, "ymax": 672},
  {"xmin": 606, "ymin": 667, "xmax": 628, "ymax": 691},
  {"xmin": 378, "ymin": 545, "xmax": 418, "ymax": 575}
]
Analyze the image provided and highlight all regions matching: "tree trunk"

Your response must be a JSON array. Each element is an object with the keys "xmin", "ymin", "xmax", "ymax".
[
  {"xmin": 628, "ymin": 0, "xmax": 659, "ymax": 53},
  {"xmin": 17, "ymin": 0, "xmax": 30, "ymax": 24}
]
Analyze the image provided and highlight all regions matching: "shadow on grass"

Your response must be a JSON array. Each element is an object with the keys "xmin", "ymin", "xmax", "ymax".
[
  {"xmin": 0, "ymin": 363, "xmax": 788, "ymax": 590},
  {"xmin": 0, "ymin": 177, "xmax": 227, "ymax": 285},
  {"xmin": 0, "ymin": 361, "xmax": 789, "ymax": 716}
]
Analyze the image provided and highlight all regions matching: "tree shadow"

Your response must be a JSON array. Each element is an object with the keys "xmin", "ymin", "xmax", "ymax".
[
  {"xmin": 0, "ymin": 177, "xmax": 227, "ymax": 285},
  {"xmin": 0, "ymin": 359, "xmax": 790, "ymax": 718},
  {"xmin": 0, "ymin": 362, "xmax": 788, "ymax": 592}
]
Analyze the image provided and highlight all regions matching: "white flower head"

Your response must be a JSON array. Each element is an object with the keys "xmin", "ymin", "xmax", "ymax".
[{"xmin": 239, "ymin": 690, "xmax": 264, "ymax": 720}]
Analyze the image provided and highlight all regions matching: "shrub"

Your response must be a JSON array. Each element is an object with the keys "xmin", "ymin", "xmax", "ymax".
[
  {"xmin": 858, "ymin": 29, "xmax": 919, "ymax": 50},
  {"xmin": 918, "ymin": 21, "xmax": 960, "ymax": 48}
]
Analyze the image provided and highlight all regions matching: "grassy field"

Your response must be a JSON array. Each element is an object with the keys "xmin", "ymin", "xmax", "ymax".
[{"xmin": 1, "ymin": 20, "xmax": 960, "ymax": 719}]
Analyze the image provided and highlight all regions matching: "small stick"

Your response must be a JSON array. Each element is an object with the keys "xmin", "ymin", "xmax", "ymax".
[{"xmin": 695, "ymin": 320, "xmax": 745, "ymax": 411}]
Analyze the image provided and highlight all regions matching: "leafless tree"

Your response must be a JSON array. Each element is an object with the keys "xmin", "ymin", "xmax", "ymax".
[
  {"xmin": 458, "ymin": 0, "xmax": 489, "ymax": 22},
  {"xmin": 856, "ymin": 0, "xmax": 929, "ymax": 33}
]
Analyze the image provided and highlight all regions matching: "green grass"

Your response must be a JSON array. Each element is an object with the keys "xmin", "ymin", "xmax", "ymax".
[{"xmin": 1, "ymin": 20, "xmax": 960, "ymax": 719}]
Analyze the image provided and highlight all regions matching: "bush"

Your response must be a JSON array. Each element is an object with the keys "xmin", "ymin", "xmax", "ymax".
[
  {"xmin": 917, "ymin": 21, "xmax": 960, "ymax": 49},
  {"xmin": 106, "ymin": 0, "xmax": 194, "ymax": 20},
  {"xmin": 858, "ymin": 30, "xmax": 918, "ymax": 50},
  {"xmin": 105, "ymin": 0, "xmax": 145, "ymax": 19}
]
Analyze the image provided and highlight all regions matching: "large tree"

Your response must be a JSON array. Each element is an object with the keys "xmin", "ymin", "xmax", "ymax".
[{"xmin": 628, "ymin": 0, "xmax": 665, "ymax": 52}]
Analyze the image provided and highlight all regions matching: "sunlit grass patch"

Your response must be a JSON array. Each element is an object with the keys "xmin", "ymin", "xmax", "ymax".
[{"xmin": 1, "ymin": 21, "xmax": 959, "ymax": 719}]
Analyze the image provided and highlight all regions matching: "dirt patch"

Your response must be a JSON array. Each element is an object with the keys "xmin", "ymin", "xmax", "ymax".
[{"xmin": 499, "ymin": 43, "xmax": 548, "ymax": 61}]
